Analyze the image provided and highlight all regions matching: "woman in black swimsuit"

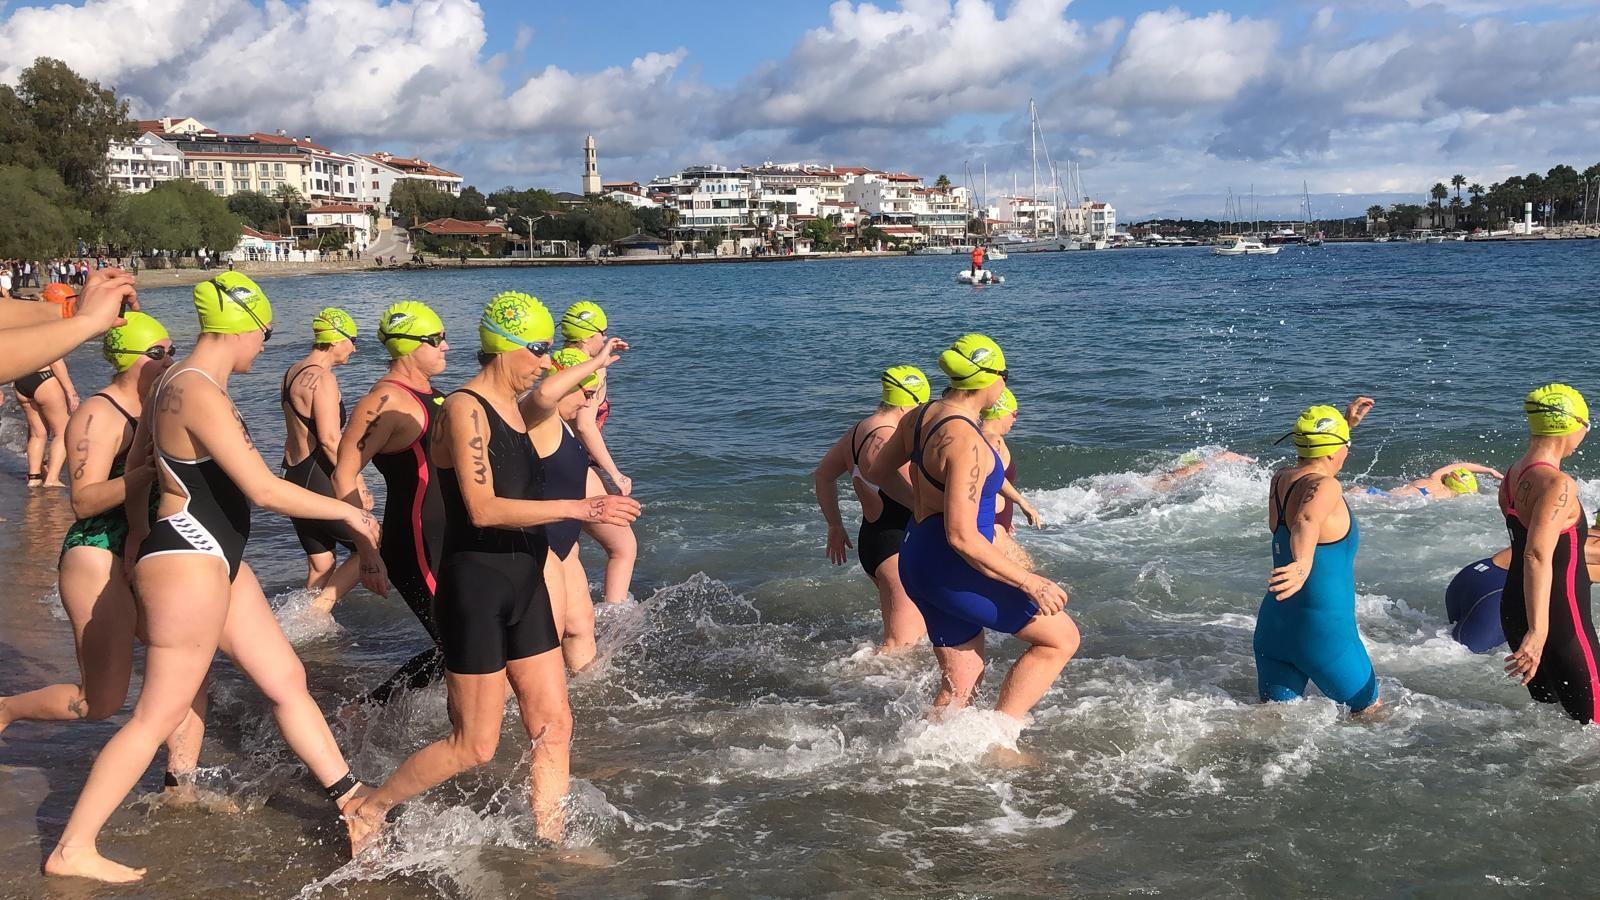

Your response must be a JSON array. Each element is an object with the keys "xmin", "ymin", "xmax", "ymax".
[
  {"xmin": 44, "ymin": 274, "xmax": 382, "ymax": 885},
  {"xmin": 527, "ymin": 342, "xmax": 630, "ymax": 672},
  {"xmin": 280, "ymin": 307, "xmax": 362, "ymax": 614},
  {"xmin": 344, "ymin": 291, "xmax": 639, "ymax": 849},
  {"xmin": 814, "ymin": 365, "xmax": 931, "ymax": 651}
]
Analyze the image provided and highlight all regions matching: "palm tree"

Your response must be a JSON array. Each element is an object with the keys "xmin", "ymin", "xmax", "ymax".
[
  {"xmin": 1451, "ymin": 174, "xmax": 1466, "ymax": 202},
  {"xmin": 1467, "ymin": 183, "xmax": 1485, "ymax": 229},
  {"xmin": 273, "ymin": 184, "xmax": 304, "ymax": 236},
  {"xmin": 1365, "ymin": 204, "xmax": 1385, "ymax": 235},
  {"xmin": 1430, "ymin": 182, "xmax": 1448, "ymax": 228}
]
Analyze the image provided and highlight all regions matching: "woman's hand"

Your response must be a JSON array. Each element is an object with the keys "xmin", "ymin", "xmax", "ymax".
[
  {"xmin": 1019, "ymin": 498, "xmax": 1041, "ymax": 528},
  {"xmin": 583, "ymin": 494, "xmax": 642, "ymax": 527},
  {"xmin": 1268, "ymin": 560, "xmax": 1310, "ymax": 601},
  {"xmin": 343, "ymin": 506, "xmax": 381, "ymax": 551},
  {"xmin": 357, "ymin": 546, "xmax": 389, "ymax": 596},
  {"xmin": 1505, "ymin": 631, "xmax": 1547, "ymax": 685},
  {"xmin": 1022, "ymin": 573, "xmax": 1069, "ymax": 615},
  {"xmin": 1344, "ymin": 396, "xmax": 1375, "ymax": 428},
  {"xmin": 826, "ymin": 523, "xmax": 852, "ymax": 565},
  {"xmin": 596, "ymin": 337, "xmax": 630, "ymax": 364},
  {"xmin": 609, "ymin": 471, "xmax": 633, "ymax": 496}
]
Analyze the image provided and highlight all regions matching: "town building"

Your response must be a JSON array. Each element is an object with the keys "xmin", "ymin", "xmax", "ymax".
[
  {"xmin": 582, "ymin": 134, "xmax": 601, "ymax": 196},
  {"xmin": 164, "ymin": 132, "xmax": 310, "ymax": 199},
  {"xmin": 134, "ymin": 116, "xmax": 213, "ymax": 136},
  {"xmin": 601, "ymin": 182, "xmax": 659, "ymax": 208},
  {"xmin": 356, "ymin": 152, "xmax": 464, "ymax": 212},
  {"xmin": 106, "ymin": 132, "xmax": 186, "ymax": 194},
  {"xmin": 301, "ymin": 203, "xmax": 373, "ymax": 249},
  {"xmin": 843, "ymin": 172, "xmax": 923, "ymax": 225},
  {"xmin": 253, "ymin": 134, "xmax": 359, "ymax": 204},
  {"xmin": 410, "ymin": 217, "xmax": 509, "ymax": 253}
]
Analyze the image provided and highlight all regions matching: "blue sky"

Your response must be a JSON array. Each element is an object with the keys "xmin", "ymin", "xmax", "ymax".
[{"xmin": 3, "ymin": 0, "xmax": 1598, "ymax": 218}]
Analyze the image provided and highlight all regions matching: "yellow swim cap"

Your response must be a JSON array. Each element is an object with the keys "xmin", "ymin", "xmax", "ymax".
[
  {"xmin": 1441, "ymin": 468, "xmax": 1479, "ymax": 495},
  {"xmin": 550, "ymin": 347, "xmax": 600, "ymax": 390},
  {"xmin": 194, "ymin": 273, "xmax": 272, "ymax": 338},
  {"xmin": 1524, "ymin": 383, "xmax": 1589, "ymax": 436},
  {"xmin": 1282, "ymin": 405, "xmax": 1350, "ymax": 458},
  {"xmin": 312, "ymin": 307, "xmax": 357, "ymax": 345},
  {"xmin": 103, "ymin": 311, "xmax": 171, "ymax": 373},
  {"xmin": 983, "ymin": 388, "xmax": 1018, "ymax": 420},
  {"xmin": 560, "ymin": 301, "xmax": 607, "ymax": 341},
  {"xmin": 378, "ymin": 300, "xmax": 445, "ymax": 359},
  {"xmin": 881, "ymin": 365, "xmax": 930, "ymax": 407},
  {"xmin": 480, "ymin": 291, "xmax": 554, "ymax": 355},
  {"xmin": 939, "ymin": 334, "xmax": 1007, "ymax": 389}
]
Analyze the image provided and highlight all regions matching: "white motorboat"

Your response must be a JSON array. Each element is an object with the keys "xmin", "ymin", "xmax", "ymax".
[
  {"xmin": 983, "ymin": 247, "xmax": 1008, "ymax": 261},
  {"xmin": 957, "ymin": 269, "xmax": 1004, "ymax": 285},
  {"xmin": 917, "ymin": 245, "xmax": 956, "ymax": 255},
  {"xmin": 1213, "ymin": 236, "xmax": 1280, "ymax": 256}
]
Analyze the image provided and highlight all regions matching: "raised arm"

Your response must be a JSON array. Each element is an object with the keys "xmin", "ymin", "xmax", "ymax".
[
  {"xmin": 0, "ymin": 270, "xmax": 136, "ymax": 383},
  {"xmin": 519, "ymin": 338, "xmax": 628, "ymax": 423},
  {"xmin": 813, "ymin": 432, "xmax": 852, "ymax": 565},
  {"xmin": 939, "ymin": 426, "xmax": 1067, "ymax": 614},
  {"xmin": 1268, "ymin": 474, "xmax": 1342, "ymax": 601},
  {"xmin": 443, "ymin": 393, "xmax": 639, "ymax": 530},
  {"xmin": 1506, "ymin": 468, "xmax": 1573, "ymax": 684},
  {"xmin": 65, "ymin": 398, "xmax": 140, "ymax": 518},
  {"xmin": 1343, "ymin": 396, "xmax": 1375, "ymax": 429}
]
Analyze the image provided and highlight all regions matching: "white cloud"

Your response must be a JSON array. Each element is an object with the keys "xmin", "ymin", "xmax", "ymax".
[{"xmin": 1097, "ymin": 9, "xmax": 1278, "ymax": 108}]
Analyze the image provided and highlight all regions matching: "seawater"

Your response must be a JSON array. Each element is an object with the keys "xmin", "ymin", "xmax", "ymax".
[{"xmin": 3, "ymin": 242, "xmax": 1600, "ymax": 897}]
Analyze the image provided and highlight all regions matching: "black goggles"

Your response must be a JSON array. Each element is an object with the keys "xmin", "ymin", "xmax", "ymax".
[
  {"xmin": 385, "ymin": 331, "xmax": 446, "ymax": 348},
  {"xmin": 1525, "ymin": 401, "xmax": 1591, "ymax": 430},
  {"xmin": 212, "ymin": 279, "xmax": 272, "ymax": 342},
  {"xmin": 110, "ymin": 344, "xmax": 179, "ymax": 362}
]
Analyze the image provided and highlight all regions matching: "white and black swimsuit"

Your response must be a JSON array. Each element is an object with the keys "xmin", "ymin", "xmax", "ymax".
[{"xmin": 138, "ymin": 369, "xmax": 252, "ymax": 581}]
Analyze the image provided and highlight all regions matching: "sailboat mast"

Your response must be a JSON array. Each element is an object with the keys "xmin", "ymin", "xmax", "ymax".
[{"xmin": 1029, "ymin": 98, "xmax": 1039, "ymax": 239}]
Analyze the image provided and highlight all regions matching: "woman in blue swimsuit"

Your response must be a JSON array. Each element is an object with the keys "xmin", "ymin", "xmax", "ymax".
[
  {"xmin": 869, "ymin": 334, "xmax": 1078, "ymax": 724},
  {"xmin": 1257, "ymin": 397, "xmax": 1382, "ymax": 715}
]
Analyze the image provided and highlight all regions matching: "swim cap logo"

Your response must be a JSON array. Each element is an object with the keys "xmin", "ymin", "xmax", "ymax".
[
  {"xmin": 903, "ymin": 374, "xmax": 923, "ymax": 387},
  {"xmin": 1314, "ymin": 417, "xmax": 1338, "ymax": 433},
  {"xmin": 969, "ymin": 347, "xmax": 992, "ymax": 365}
]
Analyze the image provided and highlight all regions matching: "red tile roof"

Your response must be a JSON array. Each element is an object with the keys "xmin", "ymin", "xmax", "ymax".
[
  {"xmin": 413, "ymin": 218, "xmax": 507, "ymax": 236},
  {"xmin": 307, "ymin": 204, "xmax": 367, "ymax": 215},
  {"xmin": 363, "ymin": 153, "xmax": 460, "ymax": 179}
]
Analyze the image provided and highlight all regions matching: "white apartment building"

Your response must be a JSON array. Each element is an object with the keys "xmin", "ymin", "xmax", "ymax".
[
  {"xmin": 303, "ymin": 203, "xmax": 373, "ymax": 248},
  {"xmin": 356, "ymin": 152, "xmax": 464, "ymax": 211},
  {"xmin": 167, "ymin": 132, "xmax": 310, "ymax": 198},
  {"xmin": 601, "ymin": 182, "xmax": 660, "ymax": 209},
  {"xmin": 650, "ymin": 166, "xmax": 760, "ymax": 232},
  {"xmin": 843, "ymin": 172, "xmax": 923, "ymax": 223},
  {"xmin": 913, "ymin": 186, "xmax": 971, "ymax": 243},
  {"xmin": 990, "ymin": 196, "xmax": 1059, "ymax": 236},
  {"xmin": 106, "ymin": 132, "xmax": 186, "ymax": 194}
]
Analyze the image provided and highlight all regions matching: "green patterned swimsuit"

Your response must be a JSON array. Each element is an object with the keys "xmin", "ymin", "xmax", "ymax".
[{"xmin": 60, "ymin": 394, "xmax": 141, "ymax": 558}]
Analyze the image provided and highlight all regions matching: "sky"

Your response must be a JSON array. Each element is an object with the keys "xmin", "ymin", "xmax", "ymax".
[{"xmin": 1, "ymin": 0, "xmax": 1598, "ymax": 220}]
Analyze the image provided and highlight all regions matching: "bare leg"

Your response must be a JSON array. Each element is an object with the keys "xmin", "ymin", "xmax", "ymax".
[
  {"xmin": 506, "ymin": 648, "xmax": 572, "ymax": 843},
  {"xmin": 872, "ymin": 556, "xmax": 925, "ymax": 652},
  {"xmin": 310, "ymin": 553, "xmax": 362, "ymax": 615},
  {"xmin": 215, "ymin": 564, "xmax": 353, "ymax": 789},
  {"xmin": 345, "ymin": 669, "xmax": 510, "ymax": 853},
  {"xmin": 35, "ymin": 378, "xmax": 70, "ymax": 487},
  {"xmin": 304, "ymin": 550, "xmax": 335, "ymax": 592},
  {"xmin": 993, "ymin": 529, "xmax": 1035, "ymax": 572},
  {"xmin": 582, "ymin": 468, "xmax": 635, "ymax": 604},
  {"xmin": 548, "ymin": 549, "xmax": 596, "ymax": 672},
  {"xmin": 994, "ymin": 612, "xmax": 1080, "ymax": 720},
  {"xmin": 45, "ymin": 556, "xmax": 230, "ymax": 884},
  {"xmin": 930, "ymin": 633, "xmax": 986, "ymax": 715},
  {"xmin": 19, "ymin": 395, "xmax": 44, "ymax": 481}
]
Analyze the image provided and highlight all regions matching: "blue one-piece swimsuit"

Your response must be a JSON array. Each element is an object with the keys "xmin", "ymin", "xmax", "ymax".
[
  {"xmin": 1254, "ymin": 475, "xmax": 1378, "ymax": 710},
  {"xmin": 899, "ymin": 408, "xmax": 1039, "ymax": 647}
]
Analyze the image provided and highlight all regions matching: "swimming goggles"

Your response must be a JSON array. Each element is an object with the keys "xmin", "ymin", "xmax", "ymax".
[
  {"xmin": 385, "ymin": 331, "xmax": 446, "ymax": 348},
  {"xmin": 211, "ymin": 278, "xmax": 272, "ymax": 342},
  {"xmin": 109, "ymin": 344, "xmax": 179, "ymax": 362},
  {"xmin": 881, "ymin": 371, "xmax": 926, "ymax": 403},
  {"xmin": 1272, "ymin": 431, "xmax": 1350, "ymax": 449},
  {"xmin": 1524, "ymin": 400, "xmax": 1591, "ymax": 430},
  {"xmin": 481, "ymin": 317, "xmax": 552, "ymax": 357}
]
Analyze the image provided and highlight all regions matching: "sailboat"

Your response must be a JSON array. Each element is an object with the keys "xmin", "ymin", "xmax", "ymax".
[
  {"xmin": 1303, "ymin": 181, "xmax": 1325, "ymax": 246},
  {"xmin": 992, "ymin": 100, "xmax": 1074, "ymax": 253}
]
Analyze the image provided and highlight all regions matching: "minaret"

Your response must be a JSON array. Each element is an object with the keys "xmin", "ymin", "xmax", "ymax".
[{"xmin": 582, "ymin": 134, "xmax": 601, "ymax": 196}]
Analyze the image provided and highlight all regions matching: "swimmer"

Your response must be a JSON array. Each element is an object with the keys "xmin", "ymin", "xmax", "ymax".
[
  {"xmin": 1257, "ymin": 397, "xmax": 1382, "ymax": 716},
  {"xmin": 0, "ymin": 315, "xmax": 206, "ymax": 784},
  {"xmin": 1498, "ymin": 384, "xmax": 1600, "ymax": 724},
  {"xmin": 344, "ymin": 292, "xmax": 640, "ymax": 849},
  {"xmin": 14, "ymin": 283, "xmax": 82, "ymax": 487},
  {"xmin": 980, "ymin": 388, "xmax": 1040, "ymax": 571},
  {"xmin": 1154, "ymin": 450, "xmax": 1254, "ymax": 490},
  {"xmin": 561, "ymin": 300, "xmax": 638, "ymax": 604},
  {"xmin": 814, "ymin": 364, "xmax": 932, "ymax": 651},
  {"xmin": 524, "ymin": 342, "xmax": 630, "ymax": 672},
  {"xmin": 331, "ymin": 301, "xmax": 450, "ymax": 705},
  {"xmin": 868, "ymin": 334, "xmax": 1078, "ymax": 723},
  {"xmin": 280, "ymin": 307, "xmax": 364, "ymax": 614},
  {"xmin": 45, "ymin": 274, "xmax": 382, "ymax": 884},
  {"xmin": 1351, "ymin": 461, "xmax": 1504, "ymax": 499}
]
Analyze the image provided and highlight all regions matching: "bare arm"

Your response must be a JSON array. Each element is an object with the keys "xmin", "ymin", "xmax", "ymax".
[
  {"xmin": 1343, "ymin": 396, "xmax": 1375, "ymax": 428},
  {"xmin": 814, "ymin": 434, "xmax": 853, "ymax": 565},
  {"xmin": 863, "ymin": 414, "xmax": 914, "ymax": 493},
  {"xmin": 51, "ymin": 359, "xmax": 78, "ymax": 407},
  {"xmin": 1458, "ymin": 462, "xmax": 1505, "ymax": 479},
  {"xmin": 858, "ymin": 425, "xmax": 914, "ymax": 509},
  {"xmin": 305, "ymin": 369, "xmax": 345, "ymax": 465},
  {"xmin": 1507, "ymin": 469, "xmax": 1572, "ymax": 682},
  {"xmin": 332, "ymin": 387, "xmax": 403, "ymax": 504},
  {"xmin": 0, "ymin": 270, "xmax": 135, "ymax": 383},
  {"xmin": 1268, "ymin": 474, "xmax": 1342, "ymax": 600},
  {"xmin": 444, "ymin": 393, "xmax": 639, "ymax": 530},
  {"xmin": 999, "ymin": 478, "xmax": 1040, "ymax": 527},
  {"xmin": 66, "ymin": 398, "xmax": 137, "ymax": 518},
  {"xmin": 519, "ymin": 338, "xmax": 626, "ymax": 423}
]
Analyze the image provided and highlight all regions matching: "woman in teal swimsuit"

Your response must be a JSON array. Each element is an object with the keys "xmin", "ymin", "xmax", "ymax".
[{"xmin": 0, "ymin": 314, "xmax": 207, "ymax": 780}]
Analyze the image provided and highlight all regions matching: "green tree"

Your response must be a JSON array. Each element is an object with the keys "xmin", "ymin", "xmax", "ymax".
[
  {"xmin": 801, "ymin": 216, "xmax": 836, "ymax": 250},
  {"xmin": 699, "ymin": 226, "xmax": 728, "ymax": 253},
  {"xmin": 453, "ymin": 185, "xmax": 490, "ymax": 221},
  {"xmin": 859, "ymin": 224, "xmax": 889, "ymax": 249},
  {"xmin": 0, "ymin": 58, "xmax": 131, "ymax": 221},
  {"xmin": 0, "ymin": 165, "xmax": 81, "ymax": 258},
  {"xmin": 227, "ymin": 190, "xmax": 282, "ymax": 233},
  {"xmin": 1365, "ymin": 205, "xmax": 1385, "ymax": 235},
  {"xmin": 390, "ymin": 179, "xmax": 457, "ymax": 226},
  {"xmin": 1450, "ymin": 173, "xmax": 1466, "ymax": 201},
  {"xmin": 115, "ymin": 179, "xmax": 241, "ymax": 255},
  {"xmin": 273, "ymin": 184, "xmax": 306, "ymax": 234},
  {"xmin": 935, "ymin": 174, "xmax": 952, "ymax": 189},
  {"xmin": 1429, "ymin": 182, "xmax": 1448, "ymax": 227},
  {"xmin": 633, "ymin": 206, "xmax": 677, "ymax": 237}
]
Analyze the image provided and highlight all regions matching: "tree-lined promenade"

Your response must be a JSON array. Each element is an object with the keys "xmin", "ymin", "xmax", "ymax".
[{"xmin": 1366, "ymin": 165, "xmax": 1600, "ymax": 235}]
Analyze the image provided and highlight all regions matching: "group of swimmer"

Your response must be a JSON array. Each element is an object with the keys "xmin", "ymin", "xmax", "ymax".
[
  {"xmin": 814, "ymin": 347, "xmax": 1600, "ymax": 728},
  {"xmin": 0, "ymin": 268, "xmax": 641, "ymax": 883}
]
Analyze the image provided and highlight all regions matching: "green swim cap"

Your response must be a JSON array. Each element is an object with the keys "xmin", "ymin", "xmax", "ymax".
[
  {"xmin": 881, "ymin": 365, "xmax": 930, "ymax": 407},
  {"xmin": 378, "ymin": 301, "xmax": 445, "ymax": 359},
  {"xmin": 103, "ymin": 311, "xmax": 170, "ymax": 373},
  {"xmin": 983, "ymin": 388, "xmax": 1018, "ymax": 420},
  {"xmin": 550, "ymin": 347, "xmax": 600, "ymax": 390},
  {"xmin": 1441, "ymin": 468, "xmax": 1478, "ymax": 495},
  {"xmin": 194, "ymin": 273, "xmax": 272, "ymax": 337},
  {"xmin": 480, "ymin": 291, "xmax": 554, "ymax": 355},
  {"xmin": 560, "ymin": 300, "xmax": 607, "ymax": 341},
  {"xmin": 312, "ymin": 307, "xmax": 357, "ymax": 345},
  {"xmin": 939, "ymin": 334, "xmax": 1007, "ymax": 389},
  {"xmin": 1525, "ymin": 383, "xmax": 1589, "ymax": 436},
  {"xmin": 1287, "ymin": 405, "xmax": 1350, "ymax": 458}
]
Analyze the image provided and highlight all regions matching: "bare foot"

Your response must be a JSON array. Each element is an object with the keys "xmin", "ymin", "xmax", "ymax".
[
  {"xmin": 43, "ymin": 479, "xmax": 65, "ymax": 488},
  {"xmin": 44, "ymin": 843, "xmax": 147, "ymax": 883},
  {"xmin": 0, "ymin": 697, "xmax": 13, "ymax": 737},
  {"xmin": 341, "ymin": 786, "xmax": 384, "ymax": 858},
  {"xmin": 161, "ymin": 781, "xmax": 243, "ymax": 814},
  {"xmin": 311, "ymin": 591, "xmax": 337, "ymax": 617},
  {"xmin": 984, "ymin": 745, "xmax": 1045, "ymax": 769},
  {"xmin": 534, "ymin": 806, "xmax": 567, "ymax": 845}
]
